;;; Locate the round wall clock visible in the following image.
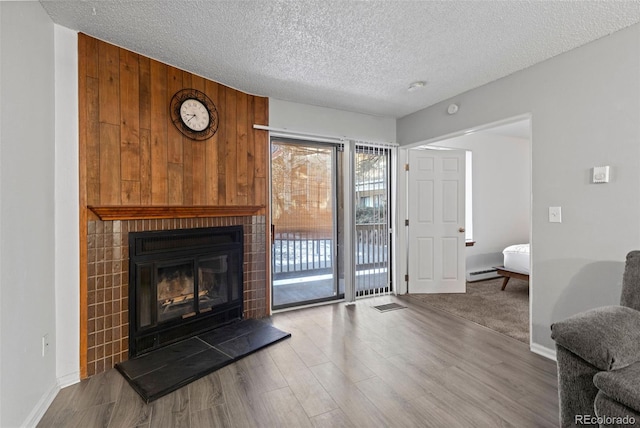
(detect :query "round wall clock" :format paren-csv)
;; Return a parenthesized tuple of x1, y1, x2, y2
(170, 89, 219, 140)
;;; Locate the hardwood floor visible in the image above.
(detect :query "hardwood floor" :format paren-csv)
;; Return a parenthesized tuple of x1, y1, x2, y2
(38, 296, 559, 427)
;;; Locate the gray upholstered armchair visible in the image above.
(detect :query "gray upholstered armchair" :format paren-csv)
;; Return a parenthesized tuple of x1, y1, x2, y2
(551, 251, 640, 427)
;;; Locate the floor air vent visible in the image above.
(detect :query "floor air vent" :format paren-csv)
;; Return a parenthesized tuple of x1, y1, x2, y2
(373, 303, 406, 312)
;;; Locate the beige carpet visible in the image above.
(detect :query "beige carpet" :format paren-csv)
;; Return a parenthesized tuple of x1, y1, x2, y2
(401, 277, 529, 343)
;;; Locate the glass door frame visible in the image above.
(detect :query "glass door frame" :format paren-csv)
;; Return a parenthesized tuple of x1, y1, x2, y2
(269, 137, 343, 311)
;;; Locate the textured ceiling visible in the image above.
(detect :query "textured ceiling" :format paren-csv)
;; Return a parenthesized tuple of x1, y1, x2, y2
(40, 1, 640, 118)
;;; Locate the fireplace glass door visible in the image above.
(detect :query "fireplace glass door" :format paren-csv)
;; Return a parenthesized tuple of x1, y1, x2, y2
(198, 255, 232, 310)
(157, 261, 195, 322)
(129, 226, 243, 357)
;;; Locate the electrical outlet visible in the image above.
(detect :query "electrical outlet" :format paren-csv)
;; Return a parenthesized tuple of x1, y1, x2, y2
(42, 334, 49, 357)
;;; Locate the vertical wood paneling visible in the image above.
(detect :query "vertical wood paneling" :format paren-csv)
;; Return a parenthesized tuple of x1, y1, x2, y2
(183, 141, 194, 205)
(224, 86, 238, 204)
(138, 57, 152, 205)
(140, 129, 152, 205)
(216, 85, 226, 205)
(98, 41, 120, 125)
(165, 66, 184, 205)
(139, 57, 151, 129)
(99, 124, 122, 204)
(246, 97, 256, 205)
(80, 34, 267, 209)
(168, 163, 184, 205)
(166, 66, 184, 204)
(150, 59, 168, 204)
(119, 50, 141, 205)
(204, 78, 220, 205)
(85, 35, 99, 79)
(236, 92, 249, 205)
(166, 66, 184, 165)
(255, 177, 266, 212)
(121, 181, 141, 204)
(185, 75, 199, 205)
(86, 77, 101, 206)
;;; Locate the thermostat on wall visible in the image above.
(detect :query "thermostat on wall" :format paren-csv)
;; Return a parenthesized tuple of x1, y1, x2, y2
(592, 166, 610, 184)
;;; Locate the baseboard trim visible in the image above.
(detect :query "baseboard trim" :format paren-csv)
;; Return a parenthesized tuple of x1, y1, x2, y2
(22, 381, 59, 428)
(57, 371, 80, 389)
(531, 343, 557, 361)
(21, 372, 79, 427)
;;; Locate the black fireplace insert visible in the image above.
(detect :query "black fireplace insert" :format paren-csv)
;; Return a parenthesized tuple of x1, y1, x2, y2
(128, 226, 243, 357)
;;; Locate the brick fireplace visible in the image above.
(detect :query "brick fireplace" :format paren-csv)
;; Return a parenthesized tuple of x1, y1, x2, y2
(85, 216, 267, 377)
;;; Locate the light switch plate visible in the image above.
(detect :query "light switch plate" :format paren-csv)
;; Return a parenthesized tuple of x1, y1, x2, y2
(593, 166, 610, 183)
(549, 206, 562, 223)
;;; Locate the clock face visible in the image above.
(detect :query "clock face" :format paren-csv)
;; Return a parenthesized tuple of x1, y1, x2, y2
(180, 98, 210, 131)
(169, 89, 219, 140)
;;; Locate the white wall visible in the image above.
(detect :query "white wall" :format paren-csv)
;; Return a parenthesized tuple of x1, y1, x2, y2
(433, 132, 531, 273)
(398, 24, 640, 354)
(0, 2, 58, 426)
(54, 25, 79, 388)
(269, 99, 396, 143)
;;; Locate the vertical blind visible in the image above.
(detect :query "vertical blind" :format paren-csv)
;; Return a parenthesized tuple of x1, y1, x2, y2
(352, 141, 396, 299)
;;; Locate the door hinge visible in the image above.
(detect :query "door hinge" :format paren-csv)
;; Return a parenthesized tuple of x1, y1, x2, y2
(405, 219, 409, 226)
(405, 274, 409, 282)
(404, 163, 410, 171)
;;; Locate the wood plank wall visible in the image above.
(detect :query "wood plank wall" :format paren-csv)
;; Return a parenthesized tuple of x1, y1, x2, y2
(79, 33, 269, 208)
(78, 33, 269, 378)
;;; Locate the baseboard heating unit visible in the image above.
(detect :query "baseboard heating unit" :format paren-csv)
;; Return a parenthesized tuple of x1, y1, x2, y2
(466, 268, 500, 282)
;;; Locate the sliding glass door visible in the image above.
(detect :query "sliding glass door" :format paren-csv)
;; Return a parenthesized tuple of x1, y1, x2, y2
(271, 140, 342, 309)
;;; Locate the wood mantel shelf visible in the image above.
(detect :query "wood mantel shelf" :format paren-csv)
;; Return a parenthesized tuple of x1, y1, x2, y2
(88, 205, 265, 221)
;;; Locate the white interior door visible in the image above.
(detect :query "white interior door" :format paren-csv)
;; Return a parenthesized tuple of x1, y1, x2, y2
(407, 149, 466, 293)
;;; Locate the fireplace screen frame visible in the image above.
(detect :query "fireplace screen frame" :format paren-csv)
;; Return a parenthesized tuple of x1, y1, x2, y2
(128, 226, 243, 357)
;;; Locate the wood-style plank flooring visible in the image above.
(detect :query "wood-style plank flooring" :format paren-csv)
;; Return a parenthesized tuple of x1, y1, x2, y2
(38, 296, 559, 427)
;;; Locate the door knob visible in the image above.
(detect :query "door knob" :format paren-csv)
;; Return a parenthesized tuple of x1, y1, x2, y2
(458, 227, 465, 233)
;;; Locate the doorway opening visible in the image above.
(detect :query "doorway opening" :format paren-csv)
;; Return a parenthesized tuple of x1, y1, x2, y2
(404, 117, 532, 343)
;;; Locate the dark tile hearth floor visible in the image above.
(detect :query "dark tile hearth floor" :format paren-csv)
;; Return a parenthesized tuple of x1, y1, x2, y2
(115, 319, 291, 403)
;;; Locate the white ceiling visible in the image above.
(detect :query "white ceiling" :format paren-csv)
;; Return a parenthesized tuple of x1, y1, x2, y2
(40, 1, 640, 118)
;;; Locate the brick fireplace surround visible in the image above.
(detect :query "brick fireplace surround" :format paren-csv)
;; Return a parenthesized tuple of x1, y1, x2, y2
(85, 215, 267, 377)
